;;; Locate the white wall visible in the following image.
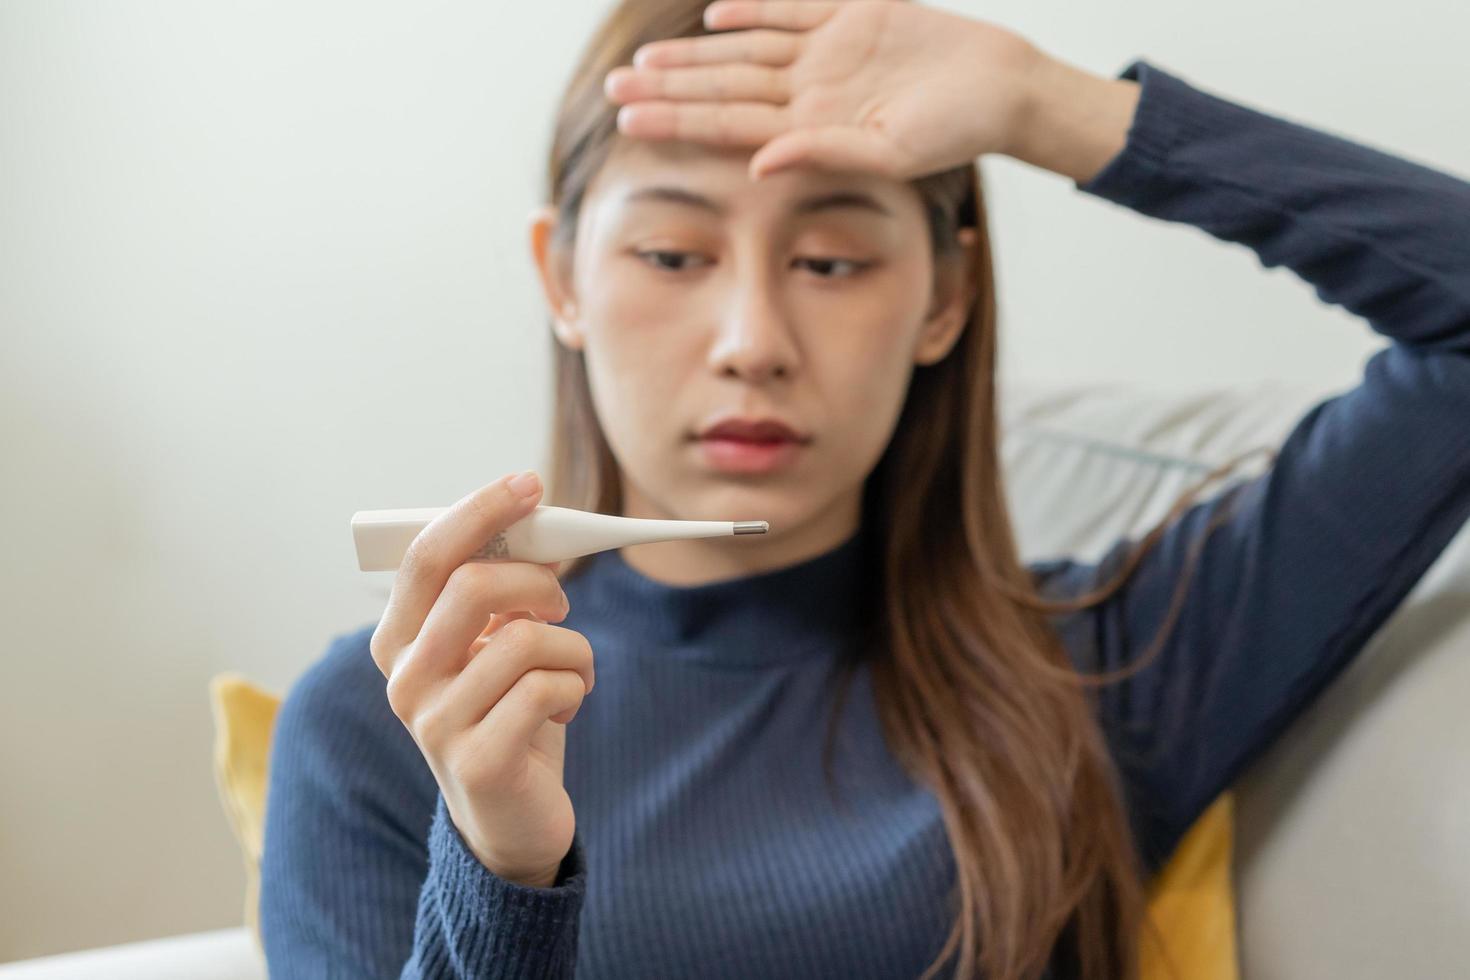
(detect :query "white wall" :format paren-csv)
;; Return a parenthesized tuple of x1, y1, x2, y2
(1, 0, 1465, 961)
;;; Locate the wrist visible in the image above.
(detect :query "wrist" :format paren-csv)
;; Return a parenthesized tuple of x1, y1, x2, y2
(1007, 54, 1142, 184)
(477, 844, 564, 890)
(497, 866, 560, 890)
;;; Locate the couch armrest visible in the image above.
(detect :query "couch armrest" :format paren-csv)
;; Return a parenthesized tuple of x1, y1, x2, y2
(0, 927, 263, 979)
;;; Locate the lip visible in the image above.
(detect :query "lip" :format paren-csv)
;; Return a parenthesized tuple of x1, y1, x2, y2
(697, 416, 809, 443)
(695, 436, 805, 474)
(692, 415, 810, 475)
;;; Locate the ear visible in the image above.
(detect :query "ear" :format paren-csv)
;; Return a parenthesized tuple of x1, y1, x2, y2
(914, 227, 979, 366)
(528, 204, 584, 351)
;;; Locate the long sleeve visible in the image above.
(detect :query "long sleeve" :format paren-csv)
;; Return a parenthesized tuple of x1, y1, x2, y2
(260, 626, 587, 978)
(1035, 61, 1470, 872)
(405, 796, 585, 979)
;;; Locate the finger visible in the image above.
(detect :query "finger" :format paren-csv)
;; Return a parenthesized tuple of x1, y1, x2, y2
(438, 620, 594, 734)
(632, 29, 801, 69)
(750, 125, 907, 181)
(617, 101, 788, 147)
(479, 608, 542, 641)
(476, 562, 563, 640)
(372, 471, 542, 668)
(470, 609, 543, 658)
(703, 1, 840, 32)
(475, 668, 588, 763)
(400, 560, 568, 689)
(477, 562, 564, 642)
(605, 63, 789, 106)
(395, 608, 559, 731)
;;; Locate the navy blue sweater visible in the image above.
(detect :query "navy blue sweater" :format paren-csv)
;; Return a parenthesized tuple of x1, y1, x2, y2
(260, 60, 1470, 978)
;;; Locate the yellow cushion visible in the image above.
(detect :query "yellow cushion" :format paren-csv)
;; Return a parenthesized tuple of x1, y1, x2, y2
(208, 673, 1238, 976)
(1141, 792, 1240, 980)
(209, 673, 282, 952)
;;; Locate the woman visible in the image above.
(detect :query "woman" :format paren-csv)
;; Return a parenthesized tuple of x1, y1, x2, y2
(259, 1, 1470, 978)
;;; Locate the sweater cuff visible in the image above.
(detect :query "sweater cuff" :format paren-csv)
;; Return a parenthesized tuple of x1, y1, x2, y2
(418, 794, 586, 977)
(1076, 60, 1221, 201)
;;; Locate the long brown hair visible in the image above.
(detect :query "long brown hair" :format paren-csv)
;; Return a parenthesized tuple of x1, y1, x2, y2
(537, 3, 1272, 977)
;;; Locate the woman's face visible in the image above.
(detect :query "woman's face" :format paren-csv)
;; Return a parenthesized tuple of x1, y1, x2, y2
(530, 136, 975, 577)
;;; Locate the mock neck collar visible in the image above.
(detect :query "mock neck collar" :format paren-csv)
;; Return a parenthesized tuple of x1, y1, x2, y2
(565, 521, 873, 667)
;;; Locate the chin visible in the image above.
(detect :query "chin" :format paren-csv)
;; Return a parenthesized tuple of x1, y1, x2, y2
(695, 485, 814, 530)
(632, 455, 827, 525)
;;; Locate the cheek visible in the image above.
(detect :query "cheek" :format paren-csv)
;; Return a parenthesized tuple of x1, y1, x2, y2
(805, 295, 927, 464)
(800, 282, 923, 396)
(576, 288, 697, 464)
(830, 340, 917, 457)
(581, 255, 686, 361)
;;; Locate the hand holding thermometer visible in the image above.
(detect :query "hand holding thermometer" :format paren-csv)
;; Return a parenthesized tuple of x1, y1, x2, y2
(352, 503, 770, 571)
(361, 474, 768, 890)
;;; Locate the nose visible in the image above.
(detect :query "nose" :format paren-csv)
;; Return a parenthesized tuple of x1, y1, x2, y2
(705, 259, 800, 384)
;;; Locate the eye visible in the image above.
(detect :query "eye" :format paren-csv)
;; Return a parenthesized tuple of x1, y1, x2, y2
(795, 256, 869, 279)
(633, 249, 870, 278)
(635, 249, 707, 273)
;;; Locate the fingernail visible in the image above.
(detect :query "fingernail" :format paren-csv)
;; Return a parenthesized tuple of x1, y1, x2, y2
(508, 470, 541, 497)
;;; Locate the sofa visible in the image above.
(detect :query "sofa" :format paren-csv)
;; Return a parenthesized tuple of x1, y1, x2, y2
(4, 378, 1466, 978)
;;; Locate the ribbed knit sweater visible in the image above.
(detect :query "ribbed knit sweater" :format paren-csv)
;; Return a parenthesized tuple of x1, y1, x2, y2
(260, 59, 1470, 978)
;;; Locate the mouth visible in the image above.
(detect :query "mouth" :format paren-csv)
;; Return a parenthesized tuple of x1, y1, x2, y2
(692, 417, 810, 475)
(697, 418, 809, 443)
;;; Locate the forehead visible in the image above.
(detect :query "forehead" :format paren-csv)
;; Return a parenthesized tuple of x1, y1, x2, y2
(583, 135, 925, 230)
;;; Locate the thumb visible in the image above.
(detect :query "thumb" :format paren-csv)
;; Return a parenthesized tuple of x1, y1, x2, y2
(749, 126, 900, 181)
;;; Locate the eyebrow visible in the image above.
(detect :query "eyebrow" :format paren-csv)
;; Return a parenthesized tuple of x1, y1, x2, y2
(620, 185, 894, 219)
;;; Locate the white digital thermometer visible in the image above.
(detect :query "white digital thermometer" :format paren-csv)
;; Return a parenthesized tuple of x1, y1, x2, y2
(351, 504, 770, 571)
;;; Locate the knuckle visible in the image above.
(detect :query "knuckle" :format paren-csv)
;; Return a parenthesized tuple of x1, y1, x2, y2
(540, 566, 570, 610)
(383, 669, 414, 722)
(508, 631, 542, 677)
(442, 560, 487, 601)
(411, 701, 448, 752)
(469, 479, 521, 527)
(496, 616, 539, 651)
(521, 668, 579, 713)
(400, 534, 443, 582)
(577, 633, 596, 690)
(368, 625, 391, 675)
